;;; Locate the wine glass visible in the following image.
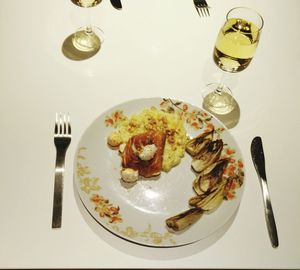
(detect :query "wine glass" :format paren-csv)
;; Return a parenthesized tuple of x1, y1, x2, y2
(71, 0, 104, 54)
(203, 7, 264, 115)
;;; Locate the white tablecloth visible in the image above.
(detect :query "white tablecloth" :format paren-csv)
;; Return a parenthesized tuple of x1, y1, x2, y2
(1, 0, 299, 268)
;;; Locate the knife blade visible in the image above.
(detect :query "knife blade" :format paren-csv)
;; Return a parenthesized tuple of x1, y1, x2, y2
(251, 136, 279, 248)
(110, 0, 122, 10)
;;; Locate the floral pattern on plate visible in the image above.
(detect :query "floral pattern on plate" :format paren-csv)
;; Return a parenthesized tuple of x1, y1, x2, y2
(76, 146, 176, 245)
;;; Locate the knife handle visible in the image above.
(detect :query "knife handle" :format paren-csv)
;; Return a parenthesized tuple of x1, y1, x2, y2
(260, 178, 279, 248)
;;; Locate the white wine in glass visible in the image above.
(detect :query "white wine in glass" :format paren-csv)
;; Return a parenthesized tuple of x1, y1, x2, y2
(71, 0, 104, 53)
(203, 7, 264, 114)
(214, 17, 261, 72)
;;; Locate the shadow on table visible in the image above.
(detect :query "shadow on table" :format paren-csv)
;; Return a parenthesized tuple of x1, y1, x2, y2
(202, 97, 241, 129)
(62, 33, 100, 61)
(73, 182, 239, 260)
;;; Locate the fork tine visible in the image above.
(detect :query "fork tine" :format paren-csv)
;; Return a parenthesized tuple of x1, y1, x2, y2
(59, 113, 63, 135)
(63, 114, 67, 135)
(195, 5, 201, 17)
(58, 113, 63, 135)
(204, 6, 209, 16)
(66, 114, 71, 135)
(199, 6, 204, 17)
(55, 113, 59, 135)
(206, 7, 210, 16)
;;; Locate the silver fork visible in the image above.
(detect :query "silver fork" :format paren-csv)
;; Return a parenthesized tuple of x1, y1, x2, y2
(194, 0, 210, 17)
(51, 113, 71, 229)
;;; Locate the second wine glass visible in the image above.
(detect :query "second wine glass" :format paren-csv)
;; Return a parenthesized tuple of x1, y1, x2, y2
(71, 0, 104, 54)
(203, 7, 264, 115)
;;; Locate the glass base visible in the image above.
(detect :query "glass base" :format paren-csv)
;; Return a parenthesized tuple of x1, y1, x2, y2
(202, 83, 234, 115)
(72, 27, 103, 53)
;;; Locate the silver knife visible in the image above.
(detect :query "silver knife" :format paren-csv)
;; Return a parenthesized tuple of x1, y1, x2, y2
(110, 0, 122, 10)
(251, 136, 279, 248)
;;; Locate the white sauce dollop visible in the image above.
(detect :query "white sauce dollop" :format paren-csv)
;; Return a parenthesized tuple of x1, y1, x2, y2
(138, 144, 157, 161)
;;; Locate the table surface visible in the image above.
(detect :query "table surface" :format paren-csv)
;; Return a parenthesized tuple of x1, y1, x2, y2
(1, 0, 300, 268)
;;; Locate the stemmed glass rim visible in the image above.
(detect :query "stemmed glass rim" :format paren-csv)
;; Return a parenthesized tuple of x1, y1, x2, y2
(226, 6, 264, 32)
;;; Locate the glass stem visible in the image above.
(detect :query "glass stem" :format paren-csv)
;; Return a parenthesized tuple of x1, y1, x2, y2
(85, 8, 93, 34)
(215, 72, 226, 95)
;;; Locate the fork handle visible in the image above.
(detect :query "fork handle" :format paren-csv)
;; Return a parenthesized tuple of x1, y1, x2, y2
(51, 149, 67, 228)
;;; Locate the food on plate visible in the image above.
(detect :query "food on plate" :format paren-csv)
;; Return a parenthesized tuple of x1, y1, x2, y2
(165, 208, 203, 232)
(122, 131, 166, 178)
(166, 130, 230, 232)
(107, 107, 188, 182)
(192, 158, 230, 196)
(104, 103, 243, 233)
(120, 168, 139, 183)
(185, 129, 214, 156)
(189, 178, 227, 211)
(191, 139, 224, 173)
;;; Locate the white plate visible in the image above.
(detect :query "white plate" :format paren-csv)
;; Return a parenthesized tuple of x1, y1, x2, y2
(74, 97, 245, 247)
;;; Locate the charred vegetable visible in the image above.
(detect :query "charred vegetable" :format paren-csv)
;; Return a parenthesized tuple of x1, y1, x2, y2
(185, 129, 214, 156)
(191, 139, 224, 173)
(189, 179, 226, 211)
(193, 158, 230, 195)
(165, 126, 241, 232)
(166, 208, 203, 232)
